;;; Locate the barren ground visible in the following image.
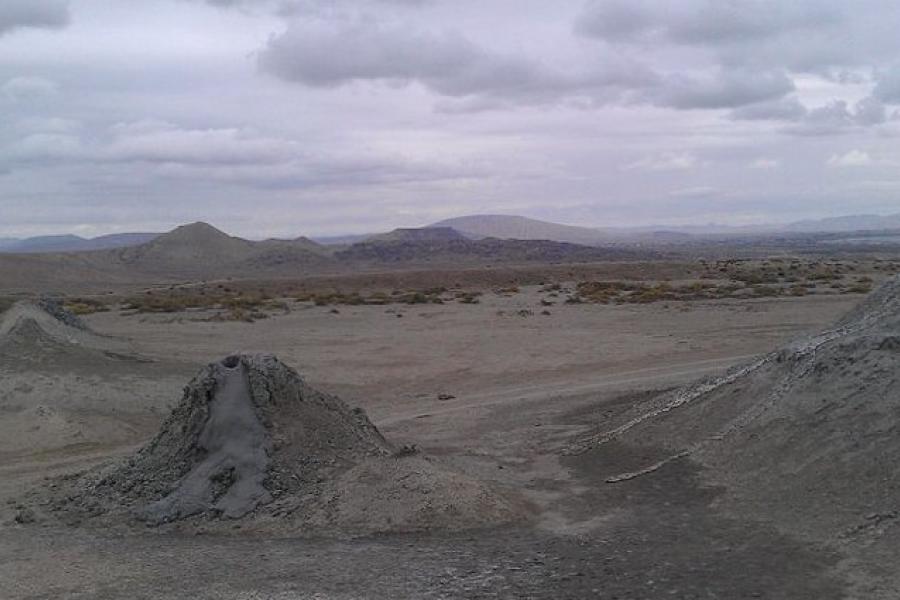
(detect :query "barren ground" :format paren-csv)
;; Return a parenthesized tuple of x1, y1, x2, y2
(1, 287, 876, 599)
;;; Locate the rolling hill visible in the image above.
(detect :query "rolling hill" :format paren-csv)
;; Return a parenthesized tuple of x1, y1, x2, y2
(429, 215, 613, 245)
(336, 227, 655, 264)
(114, 222, 334, 277)
(0, 223, 336, 292)
(0, 233, 159, 254)
(785, 213, 900, 233)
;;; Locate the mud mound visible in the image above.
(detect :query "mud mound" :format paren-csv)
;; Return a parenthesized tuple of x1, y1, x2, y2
(1, 299, 86, 342)
(35, 297, 88, 330)
(0, 299, 132, 367)
(0, 300, 183, 459)
(36, 354, 521, 535)
(584, 275, 900, 540)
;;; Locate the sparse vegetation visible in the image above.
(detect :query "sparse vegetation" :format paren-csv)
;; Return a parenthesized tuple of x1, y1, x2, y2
(307, 288, 448, 306)
(494, 285, 520, 295)
(455, 291, 482, 304)
(565, 259, 881, 305)
(63, 298, 110, 315)
(120, 289, 281, 322)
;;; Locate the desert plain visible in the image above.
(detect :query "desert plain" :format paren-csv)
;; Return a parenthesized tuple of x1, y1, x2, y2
(4, 251, 900, 599)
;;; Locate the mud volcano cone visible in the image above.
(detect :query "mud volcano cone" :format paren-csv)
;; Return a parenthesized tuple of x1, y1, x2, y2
(0, 298, 133, 367)
(588, 275, 900, 538)
(42, 353, 521, 534)
(104, 354, 389, 524)
(1, 299, 85, 350)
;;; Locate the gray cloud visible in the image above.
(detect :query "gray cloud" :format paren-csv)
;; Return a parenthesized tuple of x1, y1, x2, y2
(575, 1, 840, 46)
(854, 97, 887, 126)
(0, 0, 69, 36)
(256, 2, 900, 118)
(874, 65, 900, 104)
(730, 97, 807, 121)
(258, 17, 660, 107)
(783, 100, 854, 136)
(258, 14, 790, 111)
(575, 0, 900, 92)
(771, 98, 889, 136)
(2, 76, 59, 101)
(731, 96, 889, 130)
(3, 119, 480, 192)
(7, 121, 297, 167)
(5, 0, 900, 238)
(259, 21, 476, 88)
(104, 122, 299, 166)
(199, 0, 430, 13)
(669, 186, 718, 199)
(652, 69, 793, 110)
(624, 153, 702, 171)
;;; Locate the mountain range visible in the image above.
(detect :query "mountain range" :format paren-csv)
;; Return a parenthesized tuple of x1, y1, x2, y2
(430, 213, 900, 242)
(0, 222, 657, 293)
(5, 212, 900, 255)
(428, 215, 694, 245)
(0, 233, 159, 254)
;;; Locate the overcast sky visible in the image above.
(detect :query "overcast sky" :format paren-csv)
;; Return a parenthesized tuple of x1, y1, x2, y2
(2, 0, 900, 237)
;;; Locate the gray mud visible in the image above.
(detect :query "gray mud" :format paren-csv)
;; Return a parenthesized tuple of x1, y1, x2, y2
(140, 358, 271, 522)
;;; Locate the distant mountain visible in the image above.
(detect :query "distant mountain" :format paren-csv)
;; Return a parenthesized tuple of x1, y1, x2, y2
(2, 234, 85, 253)
(0, 222, 659, 292)
(430, 212, 900, 240)
(115, 222, 332, 276)
(336, 227, 655, 264)
(785, 213, 900, 233)
(430, 214, 613, 245)
(0, 222, 338, 292)
(369, 227, 467, 243)
(0, 232, 159, 254)
(312, 233, 374, 246)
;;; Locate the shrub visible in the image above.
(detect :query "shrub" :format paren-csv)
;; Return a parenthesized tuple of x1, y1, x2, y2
(495, 285, 520, 295)
(456, 291, 481, 304)
(63, 298, 110, 315)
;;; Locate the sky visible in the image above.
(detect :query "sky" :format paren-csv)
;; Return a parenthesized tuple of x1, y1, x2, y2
(1, 0, 900, 238)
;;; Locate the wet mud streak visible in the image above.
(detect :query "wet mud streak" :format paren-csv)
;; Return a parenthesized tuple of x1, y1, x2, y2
(140, 358, 271, 522)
